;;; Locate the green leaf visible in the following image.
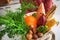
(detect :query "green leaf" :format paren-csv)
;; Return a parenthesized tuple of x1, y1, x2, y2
(32, 13, 37, 17)
(37, 26, 48, 34)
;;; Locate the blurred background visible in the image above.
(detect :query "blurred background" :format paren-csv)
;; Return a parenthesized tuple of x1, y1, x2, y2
(0, 0, 60, 40)
(51, 0, 60, 40)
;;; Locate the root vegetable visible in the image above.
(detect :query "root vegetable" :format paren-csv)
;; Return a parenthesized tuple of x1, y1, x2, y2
(33, 34, 38, 39)
(26, 33, 32, 40)
(44, 0, 53, 13)
(37, 14, 46, 26)
(35, 0, 42, 6)
(38, 32, 43, 37)
(32, 28, 37, 34)
(29, 30, 33, 34)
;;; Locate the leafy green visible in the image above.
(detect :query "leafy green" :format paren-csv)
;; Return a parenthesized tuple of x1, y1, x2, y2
(37, 26, 48, 34)
(18, 0, 37, 12)
(32, 13, 37, 17)
(0, 0, 37, 40)
(0, 10, 29, 40)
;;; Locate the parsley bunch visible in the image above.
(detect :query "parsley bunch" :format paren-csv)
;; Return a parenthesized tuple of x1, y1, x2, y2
(0, 0, 37, 40)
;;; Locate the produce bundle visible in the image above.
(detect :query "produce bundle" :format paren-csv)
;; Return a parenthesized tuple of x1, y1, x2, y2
(0, 0, 57, 40)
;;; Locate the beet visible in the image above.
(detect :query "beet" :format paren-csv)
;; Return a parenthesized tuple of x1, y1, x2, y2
(35, 0, 53, 13)
(44, 0, 53, 13)
(35, 0, 42, 6)
(37, 14, 46, 26)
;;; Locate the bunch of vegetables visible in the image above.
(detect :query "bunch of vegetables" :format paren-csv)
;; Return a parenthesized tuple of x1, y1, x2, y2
(0, 0, 57, 40)
(23, 0, 56, 40)
(24, 2, 56, 40)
